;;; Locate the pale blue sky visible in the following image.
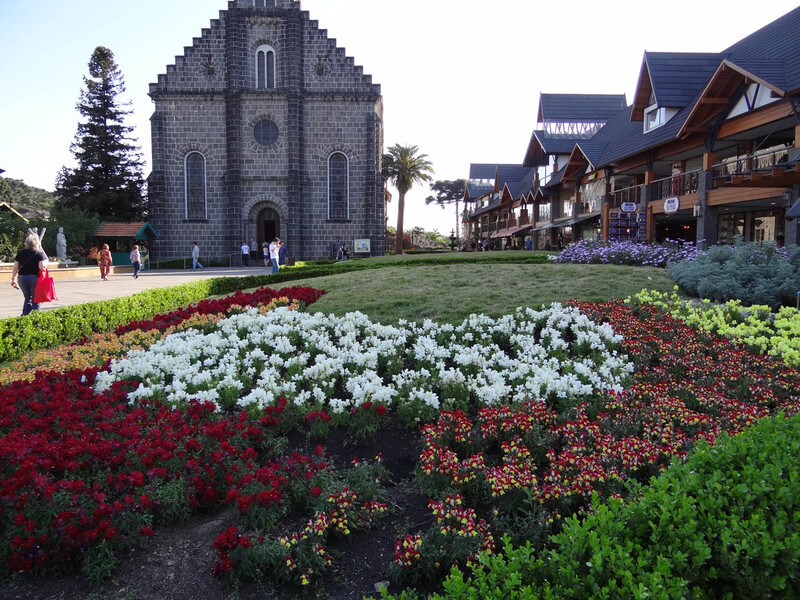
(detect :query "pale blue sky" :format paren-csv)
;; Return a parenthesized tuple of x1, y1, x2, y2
(1, 0, 798, 234)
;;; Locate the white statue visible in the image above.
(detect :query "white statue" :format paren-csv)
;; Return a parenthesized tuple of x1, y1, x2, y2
(56, 227, 67, 261)
(27, 227, 48, 260)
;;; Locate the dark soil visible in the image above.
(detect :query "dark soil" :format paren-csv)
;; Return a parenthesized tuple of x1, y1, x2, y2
(0, 424, 432, 600)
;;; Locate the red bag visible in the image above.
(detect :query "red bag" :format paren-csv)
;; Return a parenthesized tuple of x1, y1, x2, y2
(34, 269, 58, 303)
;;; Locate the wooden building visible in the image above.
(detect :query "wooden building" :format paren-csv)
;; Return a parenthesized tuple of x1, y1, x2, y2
(467, 6, 800, 249)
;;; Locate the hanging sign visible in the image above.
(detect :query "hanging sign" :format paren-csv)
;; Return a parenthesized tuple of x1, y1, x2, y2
(664, 197, 680, 213)
(620, 202, 638, 213)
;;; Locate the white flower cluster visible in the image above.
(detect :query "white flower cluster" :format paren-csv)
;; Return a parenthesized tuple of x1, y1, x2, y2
(94, 305, 632, 413)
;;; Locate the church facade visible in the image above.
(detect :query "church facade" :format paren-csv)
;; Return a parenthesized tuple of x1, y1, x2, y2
(148, 0, 384, 262)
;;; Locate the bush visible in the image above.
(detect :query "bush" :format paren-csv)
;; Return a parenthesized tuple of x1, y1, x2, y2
(381, 414, 800, 599)
(668, 238, 800, 309)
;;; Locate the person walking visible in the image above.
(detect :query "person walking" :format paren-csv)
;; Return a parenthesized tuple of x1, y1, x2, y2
(10, 233, 49, 316)
(268, 237, 281, 274)
(240, 242, 250, 267)
(191, 242, 204, 271)
(97, 244, 113, 281)
(130, 245, 141, 279)
(262, 242, 269, 267)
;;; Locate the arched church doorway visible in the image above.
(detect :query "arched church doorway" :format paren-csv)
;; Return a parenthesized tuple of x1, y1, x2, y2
(258, 207, 281, 247)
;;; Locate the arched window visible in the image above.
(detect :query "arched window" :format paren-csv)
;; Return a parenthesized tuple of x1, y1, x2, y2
(255, 45, 276, 89)
(328, 152, 349, 220)
(184, 152, 207, 220)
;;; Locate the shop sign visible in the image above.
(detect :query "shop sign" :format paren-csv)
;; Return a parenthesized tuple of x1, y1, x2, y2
(620, 202, 638, 213)
(664, 197, 680, 213)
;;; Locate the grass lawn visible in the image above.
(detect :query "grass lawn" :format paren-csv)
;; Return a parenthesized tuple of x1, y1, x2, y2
(266, 261, 676, 324)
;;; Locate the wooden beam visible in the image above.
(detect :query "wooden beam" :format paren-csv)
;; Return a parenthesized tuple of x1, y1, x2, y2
(700, 97, 729, 105)
(718, 100, 794, 139)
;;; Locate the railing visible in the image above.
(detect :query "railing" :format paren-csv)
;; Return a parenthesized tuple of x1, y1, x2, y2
(649, 169, 701, 201)
(712, 147, 793, 179)
(608, 185, 642, 209)
(579, 198, 603, 214)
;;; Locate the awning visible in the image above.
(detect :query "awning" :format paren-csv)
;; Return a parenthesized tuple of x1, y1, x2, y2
(560, 212, 601, 227)
(787, 196, 800, 220)
(490, 224, 532, 238)
(531, 222, 554, 232)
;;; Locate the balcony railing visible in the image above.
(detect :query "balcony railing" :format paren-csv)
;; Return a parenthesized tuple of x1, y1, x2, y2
(649, 169, 700, 201)
(608, 185, 642, 209)
(712, 147, 793, 180)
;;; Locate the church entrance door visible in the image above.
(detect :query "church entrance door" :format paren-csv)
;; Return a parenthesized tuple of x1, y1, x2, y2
(258, 207, 281, 247)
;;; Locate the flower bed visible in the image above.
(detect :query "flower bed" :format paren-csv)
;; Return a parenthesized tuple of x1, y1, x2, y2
(94, 305, 632, 414)
(2, 290, 800, 594)
(629, 287, 800, 367)
(551, 239, 698, 267)
(389, 299, 800, 586)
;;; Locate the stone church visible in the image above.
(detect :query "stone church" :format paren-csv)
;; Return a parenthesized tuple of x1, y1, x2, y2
(147, 0, 384, 262)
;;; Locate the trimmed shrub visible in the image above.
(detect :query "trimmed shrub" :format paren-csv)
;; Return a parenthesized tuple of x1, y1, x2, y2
(667, 238, 800, 309)
(380, 414, 800, 599)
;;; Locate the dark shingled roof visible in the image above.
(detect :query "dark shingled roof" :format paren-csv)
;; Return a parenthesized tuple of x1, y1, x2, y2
(531, 130, 586, 154)
(539, 93, 627, 123)
(530, 6, 800, 179)
(645, 52, 723, 108)
(466, 183, 493, 199)
(469, 164, 519, 180)
(504, 168, 536, 199)
(574, 142, 608, 168)
(496, 165, 534, 187)
(724, 5, 800, 92)
(542, 164, 567, 189)
(469, 196, 502, 218)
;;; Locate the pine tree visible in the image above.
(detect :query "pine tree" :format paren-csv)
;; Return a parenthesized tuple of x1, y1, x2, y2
(55, 46, 146, 221)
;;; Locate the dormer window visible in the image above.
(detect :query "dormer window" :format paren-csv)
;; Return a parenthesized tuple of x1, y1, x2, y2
(644, 105, 666, 131)
(644, 104, 678, 132)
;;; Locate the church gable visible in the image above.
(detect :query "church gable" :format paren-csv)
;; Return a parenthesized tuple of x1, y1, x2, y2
(302, 17, 381, 95)
(149, 16, 227, 95)
(150, 1, 380, 98)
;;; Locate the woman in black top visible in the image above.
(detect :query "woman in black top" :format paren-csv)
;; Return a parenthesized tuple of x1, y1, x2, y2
(10, 233, 48, 316)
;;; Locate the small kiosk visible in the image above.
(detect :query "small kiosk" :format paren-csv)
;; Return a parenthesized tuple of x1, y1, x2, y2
(94, 222, 159, 267)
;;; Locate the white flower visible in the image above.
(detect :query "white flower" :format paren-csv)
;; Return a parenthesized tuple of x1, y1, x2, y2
(94, 303, 633, 413)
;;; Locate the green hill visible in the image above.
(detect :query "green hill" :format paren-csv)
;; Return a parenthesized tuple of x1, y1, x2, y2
(0, 176, 55, 220)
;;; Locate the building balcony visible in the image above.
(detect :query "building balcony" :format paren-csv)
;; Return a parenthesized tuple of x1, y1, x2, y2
(649, 170, 701, 201)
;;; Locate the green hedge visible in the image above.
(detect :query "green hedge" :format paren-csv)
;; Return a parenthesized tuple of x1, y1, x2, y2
(0, 255, 551, 363)
(380, 414, 800, 599)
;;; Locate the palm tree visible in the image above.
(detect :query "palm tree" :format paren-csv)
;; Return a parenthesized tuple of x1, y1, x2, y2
(382, 144, 434, 254)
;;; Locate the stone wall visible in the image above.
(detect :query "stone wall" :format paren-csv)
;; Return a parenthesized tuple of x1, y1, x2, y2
(148, 0, 383, 261)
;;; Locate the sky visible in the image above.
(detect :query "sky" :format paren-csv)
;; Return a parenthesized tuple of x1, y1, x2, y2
(1, 0, 799, 236)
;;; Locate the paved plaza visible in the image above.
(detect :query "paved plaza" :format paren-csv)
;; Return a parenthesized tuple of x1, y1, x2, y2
(1, 266, 269, 320)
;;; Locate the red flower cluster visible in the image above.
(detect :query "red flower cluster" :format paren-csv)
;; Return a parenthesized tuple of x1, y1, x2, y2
(415, 300, 800, 543)
(0, 368, 291, 578)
